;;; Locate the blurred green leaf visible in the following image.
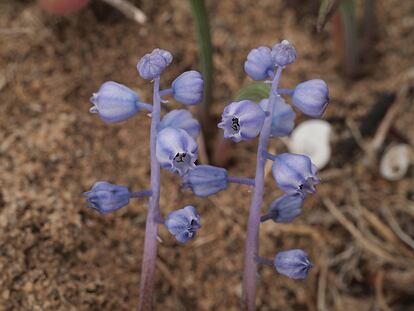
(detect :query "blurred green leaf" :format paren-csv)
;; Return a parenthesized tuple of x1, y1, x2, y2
(235, 83, 270, 102)
(317, 0, 340, 32)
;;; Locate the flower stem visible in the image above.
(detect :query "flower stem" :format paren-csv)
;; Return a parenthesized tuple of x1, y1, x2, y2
(138, 77, 161, 311)
(228, 176, 255, 186)
(129, 190, 152, 198)
(159, 88, 173, 97)
(241, 66, 283, 311)
(255, 256, 274, 266)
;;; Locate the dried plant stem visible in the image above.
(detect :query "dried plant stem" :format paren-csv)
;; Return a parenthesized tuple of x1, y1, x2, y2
(241, 67, 283, 311)
(138, 77, 161, 311)
(100, 0, 147, 24)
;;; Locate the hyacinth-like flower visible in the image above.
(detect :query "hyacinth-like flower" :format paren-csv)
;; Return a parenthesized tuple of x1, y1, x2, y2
(159, 109, 200, 140)
(218, 100, 266, 143)
(156, 127, 198, 176)
(292, 79, 329, 118)
(90, 81, 142, 123)
(171, 70, 204, 105)
(266, 193, 304, 223)
(165, 206, 201, 243)
(83, 181, 130, 214)
(182, 165, 228, 197)
(271, 40, 297, 67)
(137, 48, 173, 80)
(244, 46, 274, 80)
(274, 249, 312, 279)
(259, 96, 296, 137)
(272, 153, 320, 195)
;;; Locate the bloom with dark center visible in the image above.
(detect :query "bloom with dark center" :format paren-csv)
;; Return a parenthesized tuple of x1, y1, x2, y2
(165, 206, 201, 243)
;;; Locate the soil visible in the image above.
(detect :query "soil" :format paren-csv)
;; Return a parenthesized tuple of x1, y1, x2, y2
(1, 0, 414, 310)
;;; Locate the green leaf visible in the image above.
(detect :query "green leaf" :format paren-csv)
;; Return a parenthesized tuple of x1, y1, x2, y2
(235, 83, 270, 102)
(317, 0, 340, 32)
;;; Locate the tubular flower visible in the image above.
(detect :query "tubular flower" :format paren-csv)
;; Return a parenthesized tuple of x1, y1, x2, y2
(266, 193, 304, 223)
(83, 181, 130, 214)
(292, 79, 329, 117)
(274, 249, 312, 279)
(156, 127, 198, 176)
(271, 40, 297, 67)
(182, 165, 228, 197)
(159, 109, 200, 140)
(165, 206, 201, 243)
(218, 100, 266, 143)
(244, 46, 274, 80)
(172, 70, 204, 105)
(137, 48, 173, 80)
(259, 96, 296, 137)
(272, 153, 320, 195)
(89, 81, 142, 123)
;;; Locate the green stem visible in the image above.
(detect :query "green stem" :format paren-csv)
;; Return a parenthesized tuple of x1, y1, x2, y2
(340, 0, 358, 77)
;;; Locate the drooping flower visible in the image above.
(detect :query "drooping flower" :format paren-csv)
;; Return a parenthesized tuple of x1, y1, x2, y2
(89, 81, 142, 123)
(271, 40, 297, 67)
(244, 46, 274, 80)
(292, 79, 329, 117)
(272, 153, 320, 195)
(171, 70, 204, 105)
(259, 96, 296, 137)
(218, 100, 266, 143)
(83, 181, 130, 214)
(165, 206, 201, 243)
(265, 193, 304, 223)
(274, 249, 312, 279)
(156, 127, 198, 176)
(182, 165, 228, 197)
(159, 109, 200, 140)
(137, 48, 173, 80)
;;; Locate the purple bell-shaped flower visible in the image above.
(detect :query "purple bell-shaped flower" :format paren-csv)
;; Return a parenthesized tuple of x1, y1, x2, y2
(274, 249, 312, 279)
(165, 206, 201, 243)
(292, 79, 329, 117)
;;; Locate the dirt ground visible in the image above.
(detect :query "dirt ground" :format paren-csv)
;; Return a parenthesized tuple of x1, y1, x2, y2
(1, 0, 414, 310)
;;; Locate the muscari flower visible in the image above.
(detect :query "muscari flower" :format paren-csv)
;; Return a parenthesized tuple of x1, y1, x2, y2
(259, 95, 296, 137)
(272, 153, 320, 195)
(244, 46, 274, 80)
(165, 206, 201, 243)
(159, 109, 200, 140)
(182, 165, 228, 198)
(156, 127, 198, 176)
(137, 48, 173, 80)
(218, 100, 266, 143)
(83, 181, 130, 214)
(172, 70, 204, 105)
(274, 249, 313, 279)
(265, 193, 304, 223)
(271, 40, 297, 67)
(90, 81, 143, 123)
(292, 79, 329, 118)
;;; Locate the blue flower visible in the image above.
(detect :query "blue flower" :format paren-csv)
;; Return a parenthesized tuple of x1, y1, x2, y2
(272, 153, 320, 195)
(90, 81, 141, 123)
(266, 193, 304, 223)
(292, 79, 329, 117)
(274, 249, 312, 279)
(83, 181, 130, 214)
(218, 100, 266, 143)
(159, 109, 200, 140)
(137, 48, 173, 80)
(271, 40, 297, 67)
(165, 206, 201, 243)
(244, 46, 274, 80)
(182, 165, 228, 197)
(156, 127, 198, 176)
(172, 70, 204, 105)
(259, 96, 296, 137)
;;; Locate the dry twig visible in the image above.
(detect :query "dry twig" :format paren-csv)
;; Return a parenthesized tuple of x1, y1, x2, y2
(101, 0, 146, 24)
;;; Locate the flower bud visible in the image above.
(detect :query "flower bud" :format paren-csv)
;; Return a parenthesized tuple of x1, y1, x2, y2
(292, 79, 329, 117)
(90, 81, 142, 123)
(244, 46, 274, 80)
(271, 40, 297, 67)
(274, 249, 312, 279)
(137, 48, 173, 80)
(156, 127, 198, 176)
(272, 153, 320, 195)
(165, 206, 201, 243)
(83, 181, 130, 214)
(218, 100, 266, 143)
(159, 109, 200, 139)
(172, 70, 204, 105)
(182, 165, 228, 197)
(267, 193, 304, 223)
(259, 96, 296, 137)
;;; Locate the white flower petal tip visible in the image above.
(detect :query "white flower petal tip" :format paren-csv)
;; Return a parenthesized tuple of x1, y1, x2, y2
(380, 144, 413, 181)
(288, 120, 332, 170)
